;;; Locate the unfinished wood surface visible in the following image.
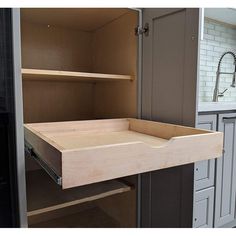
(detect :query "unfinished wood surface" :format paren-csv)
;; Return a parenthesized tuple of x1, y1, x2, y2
(23, 80, 94, 123)
(21, 21, 93, 72)
(21, 10, 137, 126)
(28, 203, 95, 226)
(96, 188, 136, 227)
(28, 202, 95, 226)
(51, 130, 168, 149)
(92, 11, 138, 118)
(21, 8, 129, 32)
(30, 206, 120, 228)
(21, 20, 95, 125)
(24, 118, 223, 189)
(22, 68, 133, 82)
(26, 169, 131, 217)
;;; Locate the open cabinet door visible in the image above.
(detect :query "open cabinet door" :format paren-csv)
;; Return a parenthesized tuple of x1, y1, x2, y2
(0, 9, 27, 227)
(140, 8, 200, 227)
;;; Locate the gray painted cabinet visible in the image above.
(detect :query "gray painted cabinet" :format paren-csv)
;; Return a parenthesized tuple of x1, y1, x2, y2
(193, 114, 216, 228)
(196, 112, 236, 228)
(214, 113, 236, 227)
(193, 187, 214, 228)
(141, 8, 199, 227)
(142, 8, 199, 126)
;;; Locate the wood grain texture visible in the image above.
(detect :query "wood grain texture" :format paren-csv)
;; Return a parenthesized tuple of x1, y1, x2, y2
(24, 118, 223, 189)
(21, 20, 93, 72)
(22, 80, 94, 123)
(21, 8, 128, 32)
(96, 188, 136, 227)
(21, 10, 137, 125)
(26, 169, 131, 217)
(92, 11, 138, 118)
(28, 202, 95, 226)
(22, 68, 133, 82)
(30, 207, 120, 228)
(21, 19, 95, 125)
(30, 207, 122, 228)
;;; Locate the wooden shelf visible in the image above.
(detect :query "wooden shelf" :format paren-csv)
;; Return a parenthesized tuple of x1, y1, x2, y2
(21, 68, 133, 82)
(26, 170, 131, 217)
(29, 206, 120, 228)
(24, 118, 223, 189)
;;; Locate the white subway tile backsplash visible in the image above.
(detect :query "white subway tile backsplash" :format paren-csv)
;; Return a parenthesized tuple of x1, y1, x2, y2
(200, 49, 207, 55)
(208, 28, 221, 36)
(204, 34, 215, 40)
(206, 71, 216, 76)
(213, 46, 226, 52)
(206, 61, 217, 67)
(207, 51, 220, 58)
(205, 81, 215, 87)
(215, 25, 227, 33)
(227, 38, 236, 45)
(200, 60, 206, 66)
(199, 18, 236, 102)
(205, 22, 215, 30)
(215, 36, 227, 43)
(200, 65, 214, 72)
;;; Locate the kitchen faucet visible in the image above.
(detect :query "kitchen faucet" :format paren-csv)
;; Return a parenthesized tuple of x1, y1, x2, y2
(212, 51, 236, 102)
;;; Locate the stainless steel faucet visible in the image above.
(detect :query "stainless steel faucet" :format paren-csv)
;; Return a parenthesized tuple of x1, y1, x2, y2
(212, 51, 236, 102)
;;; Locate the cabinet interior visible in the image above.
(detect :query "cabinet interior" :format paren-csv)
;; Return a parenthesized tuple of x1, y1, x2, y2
(21, 8, 138, 228)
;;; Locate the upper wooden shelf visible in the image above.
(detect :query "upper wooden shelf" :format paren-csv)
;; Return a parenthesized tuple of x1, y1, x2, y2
(21, 68, 133, 82)
(24, 118, 223, 189)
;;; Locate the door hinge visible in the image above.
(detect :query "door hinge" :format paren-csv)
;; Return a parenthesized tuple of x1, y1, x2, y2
(135, 23, 149, 36)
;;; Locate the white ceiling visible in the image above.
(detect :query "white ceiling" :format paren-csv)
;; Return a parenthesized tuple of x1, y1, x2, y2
(21, 8, 129, 32)
(205, 8, 236, 26)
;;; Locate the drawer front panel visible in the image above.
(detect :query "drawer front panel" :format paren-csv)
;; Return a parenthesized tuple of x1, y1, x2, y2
(193, 187, 214, 228)
(194, 159, 215, 190)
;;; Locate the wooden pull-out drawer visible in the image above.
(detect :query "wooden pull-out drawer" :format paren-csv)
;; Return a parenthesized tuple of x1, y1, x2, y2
(24, 118, 223, 189)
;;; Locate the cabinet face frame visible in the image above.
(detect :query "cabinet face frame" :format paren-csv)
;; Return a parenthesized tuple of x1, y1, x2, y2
(195, 114, 216, 191)
(12, 8, 28, 227)
(130, 7, 142, 228)
(215, 113, 236, 227)
(193, 114, 217, 228)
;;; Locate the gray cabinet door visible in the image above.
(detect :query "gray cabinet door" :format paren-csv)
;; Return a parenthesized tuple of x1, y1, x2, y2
(142, 8, 199, 127)
(214, 113, 236, 227)
(195, 114, 216, 190)
(140, 8, 200, 228)
(193, 187, 214, 228)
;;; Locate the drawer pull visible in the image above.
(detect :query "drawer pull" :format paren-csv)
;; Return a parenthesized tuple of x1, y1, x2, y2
(222, 116, 236, 122)
(25, 141, 62, 186)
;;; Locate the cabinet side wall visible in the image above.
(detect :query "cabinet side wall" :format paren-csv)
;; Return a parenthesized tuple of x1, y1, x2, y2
(91, 10, 138, 227)
(92, 11, 138, 118)
(21, 21, 93, 72)
(21, 21, 95, 123)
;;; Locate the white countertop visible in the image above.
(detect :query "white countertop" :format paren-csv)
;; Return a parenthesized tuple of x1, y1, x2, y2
(198, 102, 236, 112)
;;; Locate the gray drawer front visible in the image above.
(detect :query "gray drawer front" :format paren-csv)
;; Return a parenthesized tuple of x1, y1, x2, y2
(195, 114, 216, 190)
(194, 159, 215, 190)
(193, 187, 214, 228)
